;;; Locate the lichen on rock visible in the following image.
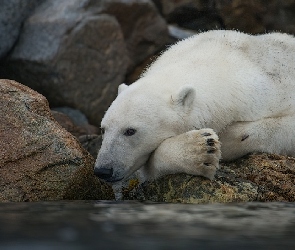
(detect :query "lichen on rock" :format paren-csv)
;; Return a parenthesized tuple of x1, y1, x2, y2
(123, 153, 295, 204)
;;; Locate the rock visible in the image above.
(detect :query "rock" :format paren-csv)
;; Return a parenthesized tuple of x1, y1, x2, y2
(123, 153, 295, 203)
(153, 0, 209, 18)
(152, 0, 224, 31)
(168, 24, 197, 40)
(152, 1, 295, 35)
(2, 0, 169, 125)
(124, 172, 258, 204)
(215, 0, 266, 34)
(79, 135, 102, 159)
(52, 107, 89, 126)
(230, 153, 295, 202)
(215, 0, 295, 34)
(0, 0, 42, 58)
(51, 110, 81, 138)
(4, 0, 128, 125)
(96, 0, 169, 71)
(51, 110, 101, 159)
(51, 110, 99, 138)
(263, 0, 295, 34)
(0, 79, 114, 201)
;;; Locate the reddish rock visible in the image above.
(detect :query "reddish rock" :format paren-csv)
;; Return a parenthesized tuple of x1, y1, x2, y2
(231, 153, 295, 202)
(0, 79, 114, 201)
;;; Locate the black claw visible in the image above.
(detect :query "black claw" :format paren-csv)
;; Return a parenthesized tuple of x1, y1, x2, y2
(241, 134, 249, 141)
(202, 132, 212, 136)
(207, 138, 215, 146)
(207, 149, 215, 154)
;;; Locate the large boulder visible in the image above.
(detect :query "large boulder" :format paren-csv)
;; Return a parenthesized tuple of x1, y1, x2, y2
(96, 0, 168, 71)
(152, 0, 224, 31)
(3, 0, 168, 125)
(152, 0, 295, 35)
(0, 79, 114, 201)
(215, 0, 267, 34)
(123, 153, 295, 203)
(4, 0, 128, 125)
(0, 0, 42, 58)
(215, 0, 295, 34)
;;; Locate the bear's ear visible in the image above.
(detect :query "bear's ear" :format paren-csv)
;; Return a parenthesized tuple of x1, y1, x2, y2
(173, 85, 195, 109)
(118, 83, 128, 95)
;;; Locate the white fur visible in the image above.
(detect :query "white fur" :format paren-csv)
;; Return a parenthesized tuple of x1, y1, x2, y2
(95, 30, 295, 182)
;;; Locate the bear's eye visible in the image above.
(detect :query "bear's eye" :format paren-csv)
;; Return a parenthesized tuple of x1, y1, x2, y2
(124, 128, 136, 136)
(101, 127, 105, 135)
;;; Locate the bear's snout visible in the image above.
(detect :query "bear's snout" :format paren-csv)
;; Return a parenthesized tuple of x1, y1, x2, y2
(94, 167, 113, 180)
(94, 164, 124, 183)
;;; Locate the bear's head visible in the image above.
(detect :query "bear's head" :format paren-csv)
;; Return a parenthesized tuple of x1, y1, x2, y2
(94, 82, 196, 182)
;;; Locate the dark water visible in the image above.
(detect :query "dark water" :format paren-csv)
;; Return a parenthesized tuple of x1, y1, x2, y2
(0, 201, 294, 250)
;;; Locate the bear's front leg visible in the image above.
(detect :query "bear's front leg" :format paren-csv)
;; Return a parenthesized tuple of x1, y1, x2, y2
(142, 129, 221, 181)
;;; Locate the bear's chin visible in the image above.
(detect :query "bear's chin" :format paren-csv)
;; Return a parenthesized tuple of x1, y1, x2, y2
(103, 176, 124, 183)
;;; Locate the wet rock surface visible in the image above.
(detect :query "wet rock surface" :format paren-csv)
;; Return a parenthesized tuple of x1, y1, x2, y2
(0, 201, 294, 249)
(0, 79, 114, 201)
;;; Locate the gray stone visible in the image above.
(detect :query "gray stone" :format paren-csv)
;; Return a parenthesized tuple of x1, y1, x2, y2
(152, 0, 223, 31)
(52, 107, 89, 126)
(153, 0, 212, 17)
(6, 0, 128, 125)
(0, 0, 42, 58)
(51, 110, 99, 138)
(79, 134, 102, 159)
(94, 0, 169, 70)
(3, 0, 169, 125)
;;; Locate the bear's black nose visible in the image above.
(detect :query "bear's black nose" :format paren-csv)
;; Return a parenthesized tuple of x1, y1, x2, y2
(94, 167, 113, 180)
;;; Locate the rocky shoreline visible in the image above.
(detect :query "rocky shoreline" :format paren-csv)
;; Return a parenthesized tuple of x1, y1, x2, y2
(1, 79, 295, 202)
(1, 0, 295, 202)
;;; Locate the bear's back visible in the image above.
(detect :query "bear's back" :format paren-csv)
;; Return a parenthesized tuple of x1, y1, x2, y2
(143, 30, 295, 82)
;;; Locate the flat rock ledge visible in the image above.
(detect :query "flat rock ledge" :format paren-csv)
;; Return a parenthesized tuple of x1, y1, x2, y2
(123, 153, 295, 203)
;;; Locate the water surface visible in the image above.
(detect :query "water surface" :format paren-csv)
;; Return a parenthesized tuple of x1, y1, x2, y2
(0, 201, 294, 249)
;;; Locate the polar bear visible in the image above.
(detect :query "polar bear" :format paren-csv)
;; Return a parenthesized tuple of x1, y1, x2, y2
(94, 30, 295, 183)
